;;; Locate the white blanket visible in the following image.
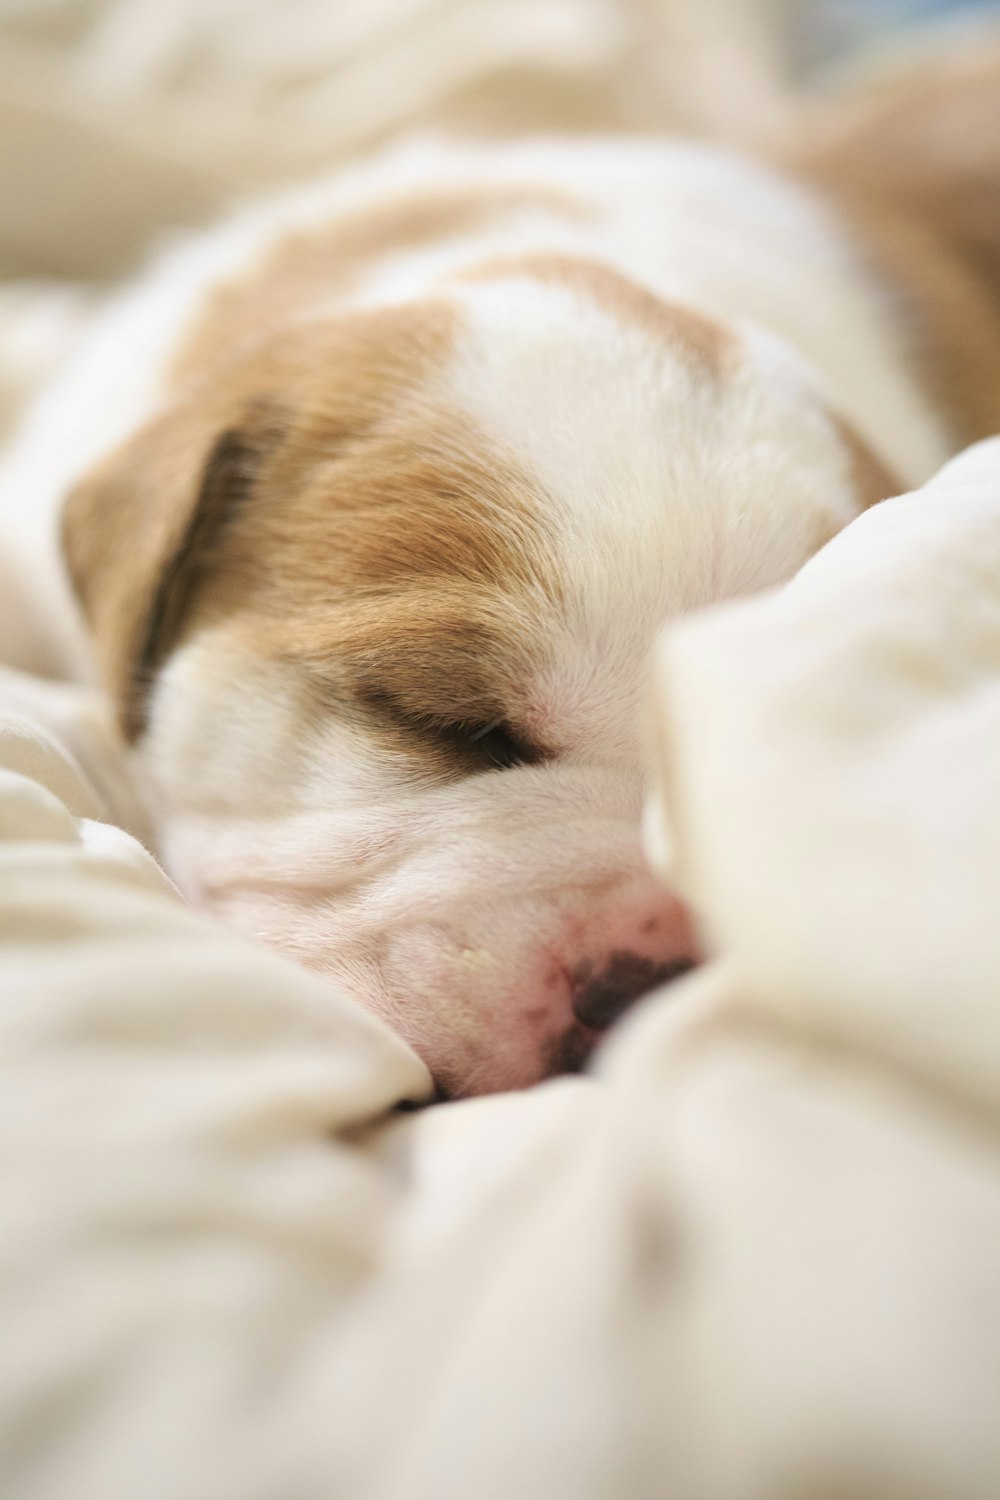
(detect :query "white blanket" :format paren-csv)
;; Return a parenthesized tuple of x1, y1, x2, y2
(2, 2, 1000, 1495)
(0, 0, 787, 444)
(2, 441, 1000, 1499)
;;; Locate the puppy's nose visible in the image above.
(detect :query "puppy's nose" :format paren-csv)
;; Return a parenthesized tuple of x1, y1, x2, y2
(571, 951, 695, 1030)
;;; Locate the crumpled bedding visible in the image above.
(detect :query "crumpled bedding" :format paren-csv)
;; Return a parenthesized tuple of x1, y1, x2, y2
(3, 436, 1000, 1500)
(3, 1, 1000, 1495)
(0, 0, 791, 447)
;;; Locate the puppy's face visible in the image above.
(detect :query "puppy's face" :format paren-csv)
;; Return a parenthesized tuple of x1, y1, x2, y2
(64, 258, 893, 1095)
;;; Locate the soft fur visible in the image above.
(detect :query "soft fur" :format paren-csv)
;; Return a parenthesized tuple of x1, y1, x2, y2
(5, 47, 999, 1095)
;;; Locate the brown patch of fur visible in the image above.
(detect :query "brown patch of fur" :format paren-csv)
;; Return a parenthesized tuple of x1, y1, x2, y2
(214, 394, 563, 774)
(64, 297, 560, 757)
(63, 395, 285, 741)
(172, 185, 590, 389)
(452, 252, 735, 374)
(785, 42, 1000, 446)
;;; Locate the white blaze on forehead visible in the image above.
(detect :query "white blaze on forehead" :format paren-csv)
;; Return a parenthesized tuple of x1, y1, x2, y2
(444, 274, 862, 753)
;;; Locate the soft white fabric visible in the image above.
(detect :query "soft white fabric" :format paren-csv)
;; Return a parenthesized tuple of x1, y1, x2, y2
(2, 2, 1000, 1493)
(0, 0, 790, 441)
(653, 438, 1000, 1109)
(2, 442, 1000, 1498)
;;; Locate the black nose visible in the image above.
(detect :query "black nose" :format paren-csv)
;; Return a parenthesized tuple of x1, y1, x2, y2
(571, 951, 695, 1030)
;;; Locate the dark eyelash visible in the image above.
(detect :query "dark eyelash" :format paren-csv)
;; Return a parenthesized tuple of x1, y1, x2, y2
(435, 715, 543, 771)
(352, 680, 545, 771)
(466, 715, 506, 744)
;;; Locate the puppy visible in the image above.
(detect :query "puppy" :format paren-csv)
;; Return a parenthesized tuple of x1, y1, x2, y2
(7, 48, 999, 1096)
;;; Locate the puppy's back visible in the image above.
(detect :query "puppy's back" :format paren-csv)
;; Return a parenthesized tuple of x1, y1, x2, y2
(788, 39, 1000, 445)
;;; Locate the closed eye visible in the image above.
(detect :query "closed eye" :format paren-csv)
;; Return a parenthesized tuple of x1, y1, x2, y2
(435, 714, 545, 770)
(462, 716, 543, 769)
(350, 679, 547, 772)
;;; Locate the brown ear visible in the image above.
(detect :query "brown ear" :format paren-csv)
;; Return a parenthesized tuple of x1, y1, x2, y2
(62, 396, 280, 740)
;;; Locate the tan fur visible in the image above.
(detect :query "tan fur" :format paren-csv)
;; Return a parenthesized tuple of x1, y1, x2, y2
(454, 252, 735, 374)
(55, 130, 938, 1093)
(64, 296, 557, 760)
(172, 186, 590, 389)
(207, 334, 563, 773)
(787, 43, 1000, 446)
(65, 240, 898, 748)
(457, 251, 897, 511)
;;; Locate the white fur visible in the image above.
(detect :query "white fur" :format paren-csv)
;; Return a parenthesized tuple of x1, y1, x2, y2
(0, 135, 955, 1093)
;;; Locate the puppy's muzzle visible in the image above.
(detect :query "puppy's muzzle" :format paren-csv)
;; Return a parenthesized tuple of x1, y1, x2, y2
(570, 951, 697, 1031)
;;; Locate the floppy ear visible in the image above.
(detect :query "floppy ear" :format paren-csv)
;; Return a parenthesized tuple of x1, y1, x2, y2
(62, 395, 280, 740)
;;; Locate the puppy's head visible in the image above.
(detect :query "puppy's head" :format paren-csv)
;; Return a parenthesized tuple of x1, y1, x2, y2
(63, 256, 896, 1095)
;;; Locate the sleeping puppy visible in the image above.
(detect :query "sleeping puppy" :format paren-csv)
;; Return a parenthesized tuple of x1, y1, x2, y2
(11, 48, 999, 1096)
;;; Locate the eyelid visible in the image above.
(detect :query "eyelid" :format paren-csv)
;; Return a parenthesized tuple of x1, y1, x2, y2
(352, 678, 547, 769)
(415, 712, 547, 770)
(466, 715, 506, 744)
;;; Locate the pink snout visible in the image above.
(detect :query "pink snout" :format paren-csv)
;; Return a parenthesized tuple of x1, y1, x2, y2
(520, 883, 702, 1082)
(569, 950, 696, 1030)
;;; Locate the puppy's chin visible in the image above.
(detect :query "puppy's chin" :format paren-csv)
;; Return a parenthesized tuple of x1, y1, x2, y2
(204, 867, 695, 1097)
(154, 749, 698, 1096)
(354, 873, 699, 1096)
